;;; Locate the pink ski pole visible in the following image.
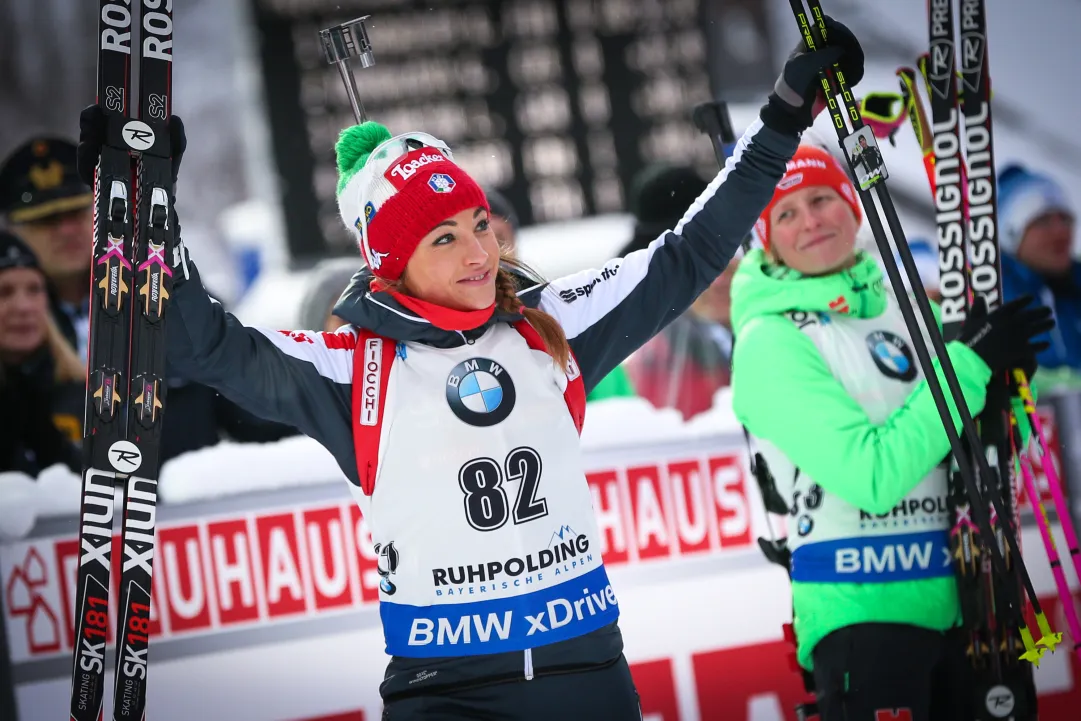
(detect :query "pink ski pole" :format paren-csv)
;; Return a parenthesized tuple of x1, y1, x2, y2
(1013, 369, 1081, 585)
(1016, 444, 1079, 659)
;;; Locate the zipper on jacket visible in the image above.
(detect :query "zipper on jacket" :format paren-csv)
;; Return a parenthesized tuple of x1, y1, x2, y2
(523, 648, 534, 680)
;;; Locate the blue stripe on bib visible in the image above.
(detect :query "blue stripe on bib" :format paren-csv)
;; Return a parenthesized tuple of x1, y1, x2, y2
(380, 565, 620, 657)
(791, 530, 953, 583)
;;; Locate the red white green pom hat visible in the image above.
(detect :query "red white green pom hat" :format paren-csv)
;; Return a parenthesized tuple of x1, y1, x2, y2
(336, 125, 488, 281)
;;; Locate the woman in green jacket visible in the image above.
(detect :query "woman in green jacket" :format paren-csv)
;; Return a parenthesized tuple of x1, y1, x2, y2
(730, 145, 1053, 720)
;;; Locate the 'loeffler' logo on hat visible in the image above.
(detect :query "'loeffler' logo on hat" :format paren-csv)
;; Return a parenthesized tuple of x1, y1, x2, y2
(386, 149, 447, 189)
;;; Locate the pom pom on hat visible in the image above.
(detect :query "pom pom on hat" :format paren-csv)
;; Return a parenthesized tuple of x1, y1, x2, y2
(335, 122, 393, 194)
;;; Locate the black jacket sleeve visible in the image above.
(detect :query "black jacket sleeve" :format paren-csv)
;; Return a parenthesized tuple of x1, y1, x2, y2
(524, 119, 797, 392)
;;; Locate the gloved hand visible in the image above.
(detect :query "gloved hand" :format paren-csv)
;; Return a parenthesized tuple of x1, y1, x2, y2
(760, 15, 865, 136)
(78, 105, 192, 279)
(1018, 348, 1039, 383)
(958, 295, 1054, 375)
(77, 104, 187, 186)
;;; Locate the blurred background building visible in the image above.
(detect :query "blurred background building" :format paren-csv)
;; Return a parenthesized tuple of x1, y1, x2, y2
(3, 0, 1079, 302)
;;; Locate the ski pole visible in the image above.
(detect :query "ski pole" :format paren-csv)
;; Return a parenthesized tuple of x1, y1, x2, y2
(692, 100, 738, 168)
(1012, 415, 1077, 658)
(693, 101, 757, 259)
(319, 16, 376, 124)
(694, 102, 796, 567)
(702, 90, 818, 711)
(789, 0, 1048, 660)
(1013, 371, 1081, 587)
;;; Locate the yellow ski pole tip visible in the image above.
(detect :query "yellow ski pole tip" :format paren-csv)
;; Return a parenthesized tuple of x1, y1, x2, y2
(1035, 613, 1062, 650)
(1019, 647, 1045, 665)
(1019, 626, 1045, 666)
(1037, 632, 1063, 652)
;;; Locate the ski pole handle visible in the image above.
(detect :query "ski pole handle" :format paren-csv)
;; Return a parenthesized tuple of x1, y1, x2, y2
(320, 16, 376, 124)
(693, 101, 755, 250)
(692, 100, 737, 166)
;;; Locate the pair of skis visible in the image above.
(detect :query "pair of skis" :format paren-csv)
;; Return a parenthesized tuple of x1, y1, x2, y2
(70, 1, 176, 720)
(889, 3, 1081, 670)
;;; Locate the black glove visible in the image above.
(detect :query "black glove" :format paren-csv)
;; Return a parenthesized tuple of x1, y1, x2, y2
(1018, 348, 1039, 382)
(77, 104, 187, 187)
(958, 295, 1054, 375)
(760, 15, 865, 136)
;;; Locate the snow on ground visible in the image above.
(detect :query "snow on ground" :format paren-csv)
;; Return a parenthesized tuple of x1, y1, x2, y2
(0, 395, 744, 541)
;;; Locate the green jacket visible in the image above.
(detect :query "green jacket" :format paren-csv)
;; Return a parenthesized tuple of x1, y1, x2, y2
(730, 249, 1027, 669)
(587, 364, 637, 402)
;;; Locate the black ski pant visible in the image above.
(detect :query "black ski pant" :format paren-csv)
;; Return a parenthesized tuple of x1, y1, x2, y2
(811, 623, 971, 721)
(380, 654, 642, 720)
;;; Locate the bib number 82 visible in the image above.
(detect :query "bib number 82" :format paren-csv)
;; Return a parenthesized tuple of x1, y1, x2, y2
(459, 446, 547, 531)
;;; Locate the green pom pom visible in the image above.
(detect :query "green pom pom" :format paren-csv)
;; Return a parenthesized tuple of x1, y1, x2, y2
(335, 121, 393, 194)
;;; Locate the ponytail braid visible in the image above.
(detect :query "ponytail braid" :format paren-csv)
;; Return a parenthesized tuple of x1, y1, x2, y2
(495, 258, 571, 370)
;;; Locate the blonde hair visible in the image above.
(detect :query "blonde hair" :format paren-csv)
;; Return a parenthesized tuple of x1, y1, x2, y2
(0, 309, 85, 389)
(378, 250, 572, 369)
(46, 313, 85, 383)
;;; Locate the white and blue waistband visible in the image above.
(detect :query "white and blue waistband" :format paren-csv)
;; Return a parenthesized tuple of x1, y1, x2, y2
(380, 565, 620, 657)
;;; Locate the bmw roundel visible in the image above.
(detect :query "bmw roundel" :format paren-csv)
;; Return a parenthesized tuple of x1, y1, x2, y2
(866, 330, 917, 382)
(446, 358, 516, 426)
(797, 514, 814, 537)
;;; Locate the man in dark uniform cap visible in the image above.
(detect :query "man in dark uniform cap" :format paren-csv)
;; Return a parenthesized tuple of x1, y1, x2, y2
(0, 137, 93, 357)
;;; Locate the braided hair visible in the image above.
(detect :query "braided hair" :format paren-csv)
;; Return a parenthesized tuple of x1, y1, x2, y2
(494, 255, 570, 369)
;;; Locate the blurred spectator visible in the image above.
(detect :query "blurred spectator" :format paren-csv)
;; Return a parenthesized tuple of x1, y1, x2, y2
(887, 238, 941, 304)
(623, 164, 711, 256)
(299, 257, 364, 332)
(998, 164, 1081, 371)
(627, 251, 739, 421)
(484, 187, 520, 255)
(0, 137, 93, 357)
(624, 164, 736, 420)
(0, 229, 82, 475)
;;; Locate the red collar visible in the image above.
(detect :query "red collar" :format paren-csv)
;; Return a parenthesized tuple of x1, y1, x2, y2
(386, 289, 496, 331)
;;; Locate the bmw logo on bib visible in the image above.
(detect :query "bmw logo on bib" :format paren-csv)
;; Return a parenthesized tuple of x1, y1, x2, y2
(866, 330, 917, 382)
(446, 358, 516, 426)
